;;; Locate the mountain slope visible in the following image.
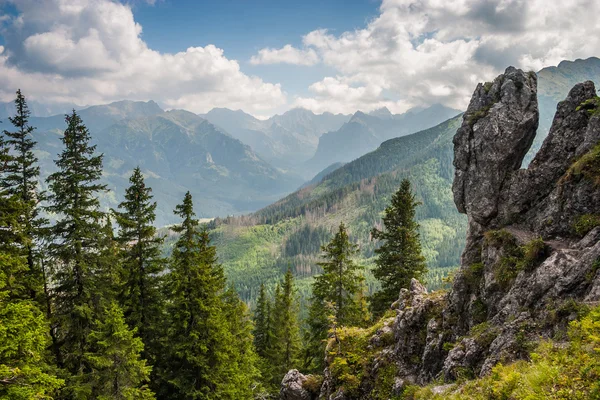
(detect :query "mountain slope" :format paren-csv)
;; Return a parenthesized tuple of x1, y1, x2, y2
(203, 114, 466, 304)
(307, 104, 461, 175)
(32, 102, 302, 226)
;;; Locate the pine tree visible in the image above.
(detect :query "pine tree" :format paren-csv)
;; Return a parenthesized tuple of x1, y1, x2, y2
(113, 167, 165, 362)
(221, 287, 260, 399)
(0, 89, 46, 302)
(370, 179, 427, 317)
(83, 303, 155, 400)
(271, 268, 301, 379)
(160, 191, 231, 399)
(253, 283, 271, 358)
(304, 222, 364, 371)
(0, 153, 62, 398)
(45, 110, 109, 374)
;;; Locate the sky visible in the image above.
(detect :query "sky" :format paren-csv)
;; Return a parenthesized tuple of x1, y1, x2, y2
(1, 0, 600, 118)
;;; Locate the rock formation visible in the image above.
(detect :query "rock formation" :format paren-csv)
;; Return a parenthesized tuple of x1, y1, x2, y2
(283, 66, 600, 399)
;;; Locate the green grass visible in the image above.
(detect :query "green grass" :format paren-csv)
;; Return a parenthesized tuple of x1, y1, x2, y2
(562, 142, 600, 186)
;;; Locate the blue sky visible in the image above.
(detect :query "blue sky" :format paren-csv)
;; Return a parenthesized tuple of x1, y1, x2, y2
(0, 0, 599, 117)
(131, 0, 379, 99)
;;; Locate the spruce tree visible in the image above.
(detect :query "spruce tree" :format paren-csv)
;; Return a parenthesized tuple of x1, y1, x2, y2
(253, 283, 272, 358)
(161, 191, 230, 399)
(304, 222, 364, 371)
(45, 110, 109, 374)
(271, 268, 301, 379)
(221, 287, 260, 399)
(0, 154, 62, 398)
(83, 303, 155, 400)
(370, 179, 427, 317)
(0, 89, 46, 301)
(113, 167, 165, 362)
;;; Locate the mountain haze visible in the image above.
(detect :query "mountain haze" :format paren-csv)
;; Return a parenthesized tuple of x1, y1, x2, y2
(201, 107, 349, 172)
(30, 101, 302, 226)
(307, 104, 462, 175)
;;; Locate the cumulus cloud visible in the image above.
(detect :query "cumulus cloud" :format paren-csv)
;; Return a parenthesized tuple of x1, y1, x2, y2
(0, 0, 285, 114)
(259, 0, 600, 114)
(250, 44, 319, 66)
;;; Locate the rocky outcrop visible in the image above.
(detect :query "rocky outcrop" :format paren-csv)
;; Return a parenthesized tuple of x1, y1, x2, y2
(282, 67, 600, 399)
(281, 370, 312, 400)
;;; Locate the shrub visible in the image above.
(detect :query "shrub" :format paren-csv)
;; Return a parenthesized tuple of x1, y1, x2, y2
(573, 213, 600, 237)
(463, 262, 484, 289)
(563, 142, 600, 186)
(302, 374, 324, 395)
(521, 237, 551, 270)
(488, 234, 550, 289)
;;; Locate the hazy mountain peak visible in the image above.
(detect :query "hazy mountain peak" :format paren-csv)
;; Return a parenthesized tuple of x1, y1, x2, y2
(368, 107, 392, 118)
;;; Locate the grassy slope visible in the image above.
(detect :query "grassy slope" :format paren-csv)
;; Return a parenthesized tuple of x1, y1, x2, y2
(202, 115, 467, 306)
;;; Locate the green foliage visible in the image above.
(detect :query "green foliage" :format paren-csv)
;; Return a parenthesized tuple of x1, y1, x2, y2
(160, 192, 258, 399)
(271, 269, 302, 378)
(302, 374, 324, 396)
(0, 89, 46, 303)
(575, 96, 600, 116)
(406, 305, 600, 399)
(0, 254, 63, 399)
(521, 237, 551, 269)
(199, 116, 466, 311)
(254, 269, 303, 393)
(46, 110, 111, 375)
(82, 302, 154, 400)
(326, 316, 396, 398)
(469, 322, 500, 348)
(573, 213, 600, 237)
(463, 263, 484, 290)
(305, 223, 366, 372)
(370, 179, 427, 317)
(113, 167, 166, 365)
(563, 142, 600, 185)
(485, 231, 550, 289)
(467, 105, 492, 127)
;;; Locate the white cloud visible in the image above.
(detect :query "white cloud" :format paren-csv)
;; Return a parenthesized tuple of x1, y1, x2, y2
(266, 0, 600, 114)
(0, 0, 286, 115)
(250, 44, 319, 66)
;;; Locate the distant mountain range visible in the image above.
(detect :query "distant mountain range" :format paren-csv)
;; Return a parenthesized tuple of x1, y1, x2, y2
(28, 101, 303, 226)
(306, 104, 462, 176)
(200, 107, 350, 172)
(202, 104, 463, 178)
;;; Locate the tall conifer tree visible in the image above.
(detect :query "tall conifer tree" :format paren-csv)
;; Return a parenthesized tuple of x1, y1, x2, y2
(370, 179, 427, 317)
(0, 133, 62, 398)
(0, 89, 46, 301)
(304, 222, 364, 371)
(253, 283, 272, 359)
(113, 167, 165, 362)
(271, 268, 301, 379)
(46, 110, 109, 374)
(221, 287, 260, 399)
(161, 191, 230, 399)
